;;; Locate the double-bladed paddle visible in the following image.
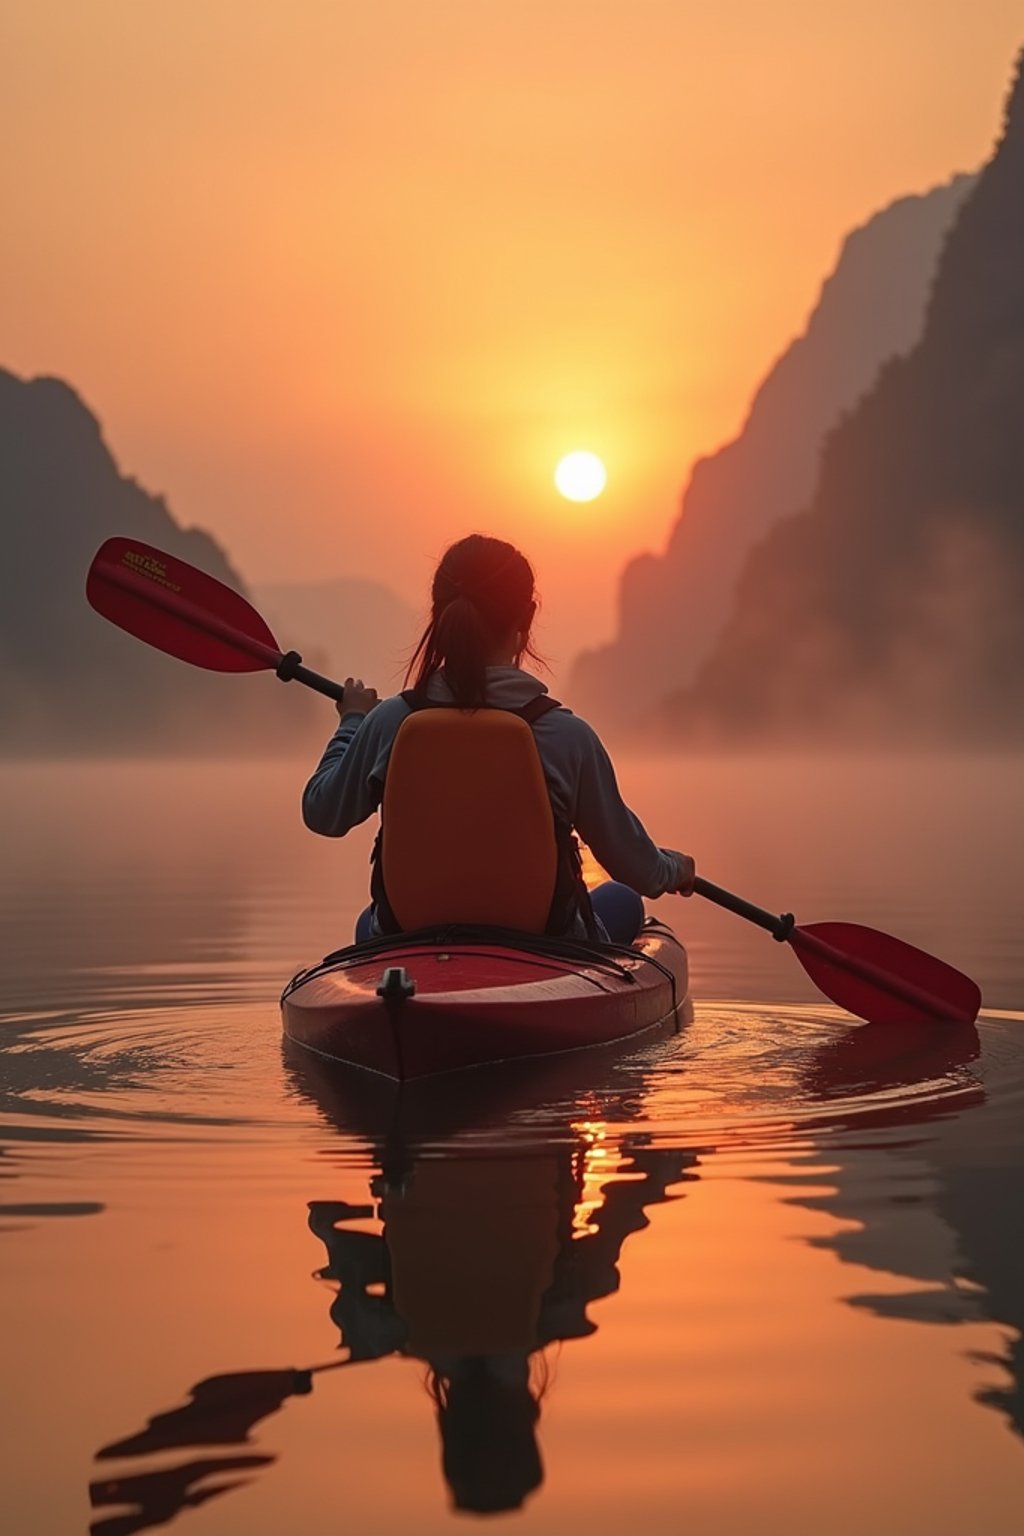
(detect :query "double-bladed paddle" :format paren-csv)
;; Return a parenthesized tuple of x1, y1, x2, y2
(86, 535, 345, 700)
(86, 535, 982, 1027)
(693, 878, 980, 1026)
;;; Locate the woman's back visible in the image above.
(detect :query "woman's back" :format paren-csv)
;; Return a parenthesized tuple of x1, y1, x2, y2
(300, 536, 695, 940)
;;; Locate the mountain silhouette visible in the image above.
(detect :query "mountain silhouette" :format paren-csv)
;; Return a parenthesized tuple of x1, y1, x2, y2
(0, 368, 317, 753)
(659, 50, 1024, 744)
(569, 174, 974, 729)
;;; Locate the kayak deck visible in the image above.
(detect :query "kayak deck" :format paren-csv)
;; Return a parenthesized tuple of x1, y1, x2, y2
(281, 920, 689, 1081)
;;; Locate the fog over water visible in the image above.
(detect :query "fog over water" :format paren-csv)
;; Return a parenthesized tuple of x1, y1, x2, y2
(1, 754, 1022, 1534)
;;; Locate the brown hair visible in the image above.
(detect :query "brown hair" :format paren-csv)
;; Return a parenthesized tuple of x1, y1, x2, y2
(406, 534, 540, 707)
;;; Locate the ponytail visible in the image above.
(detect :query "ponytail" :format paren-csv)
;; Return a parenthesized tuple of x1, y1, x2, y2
(406, 535, 539, 708)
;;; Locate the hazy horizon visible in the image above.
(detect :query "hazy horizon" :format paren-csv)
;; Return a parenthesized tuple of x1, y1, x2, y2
(3, 4, 1022, 667)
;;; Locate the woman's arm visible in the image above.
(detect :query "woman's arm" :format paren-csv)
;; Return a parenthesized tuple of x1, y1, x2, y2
(301, 694, 408, 837)
(567, 722, 694, 897)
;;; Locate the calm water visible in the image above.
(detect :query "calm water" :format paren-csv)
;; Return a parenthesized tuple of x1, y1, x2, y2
(2, 756, 1023, 1534)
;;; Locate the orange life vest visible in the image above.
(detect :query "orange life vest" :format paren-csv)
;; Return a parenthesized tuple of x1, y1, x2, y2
(381, 1155, 563, 1355)
(370, 691, 592, 935)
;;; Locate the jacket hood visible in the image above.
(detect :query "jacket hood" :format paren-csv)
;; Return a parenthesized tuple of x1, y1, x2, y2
(424, 667, 551, 709)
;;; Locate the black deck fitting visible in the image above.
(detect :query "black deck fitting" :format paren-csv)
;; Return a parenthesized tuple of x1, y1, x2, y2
(376, 966, 417, 1000)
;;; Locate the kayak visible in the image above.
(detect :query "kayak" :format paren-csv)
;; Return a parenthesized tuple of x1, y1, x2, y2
(281, 919, 689, 1081)
(282, 920, 689, 1081)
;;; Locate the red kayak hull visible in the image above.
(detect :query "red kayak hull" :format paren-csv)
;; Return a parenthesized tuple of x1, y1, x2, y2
(281, 921, 689, 1081)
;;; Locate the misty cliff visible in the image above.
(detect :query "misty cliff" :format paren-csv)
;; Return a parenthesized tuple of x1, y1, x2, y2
(661, 52, 1024, 744)
(0, 368, 316, 753)
(569, 174, 974, 727)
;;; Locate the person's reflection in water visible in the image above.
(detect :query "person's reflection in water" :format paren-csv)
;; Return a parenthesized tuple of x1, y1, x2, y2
(310, 1137, 698, 1514)
(87, 1136, 696, 1531)
(427, 1356, 544, 1514)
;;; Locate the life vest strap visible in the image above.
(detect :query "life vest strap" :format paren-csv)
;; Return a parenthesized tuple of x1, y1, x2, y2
(399, 688, 562, 724)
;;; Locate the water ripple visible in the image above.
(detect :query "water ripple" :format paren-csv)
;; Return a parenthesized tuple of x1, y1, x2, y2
(2, 996, 1020, 1179)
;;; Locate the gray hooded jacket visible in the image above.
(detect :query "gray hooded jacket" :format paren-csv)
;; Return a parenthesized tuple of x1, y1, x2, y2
(302, 667, 686, 898)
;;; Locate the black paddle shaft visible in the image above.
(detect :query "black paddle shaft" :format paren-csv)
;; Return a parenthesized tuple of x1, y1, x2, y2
(693, 877, 795, 942)
(275, 650, 345, 703)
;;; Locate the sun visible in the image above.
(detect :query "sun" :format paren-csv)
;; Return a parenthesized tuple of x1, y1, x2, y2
(554, 451, 607, 502)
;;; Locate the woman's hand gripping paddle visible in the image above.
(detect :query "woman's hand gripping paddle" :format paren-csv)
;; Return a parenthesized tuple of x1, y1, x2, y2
(693, 877, 981, 1026)
(86, 536, 345, 701)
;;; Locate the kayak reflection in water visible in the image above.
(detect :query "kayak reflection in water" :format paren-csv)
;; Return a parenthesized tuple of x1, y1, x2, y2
(309, 1134, 699, 1515)
(88, 1022, 987, 1531)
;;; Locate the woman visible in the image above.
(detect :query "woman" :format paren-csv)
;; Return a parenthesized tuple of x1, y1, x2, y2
(302, 534, 695, 942)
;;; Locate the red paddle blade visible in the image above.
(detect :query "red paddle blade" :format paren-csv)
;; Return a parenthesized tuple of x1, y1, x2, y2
(791, 922, 981, 1026)
(87, 537, 282, 673)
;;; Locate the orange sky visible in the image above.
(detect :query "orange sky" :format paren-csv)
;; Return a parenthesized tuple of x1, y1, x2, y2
(3, 2, 1022, 672)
